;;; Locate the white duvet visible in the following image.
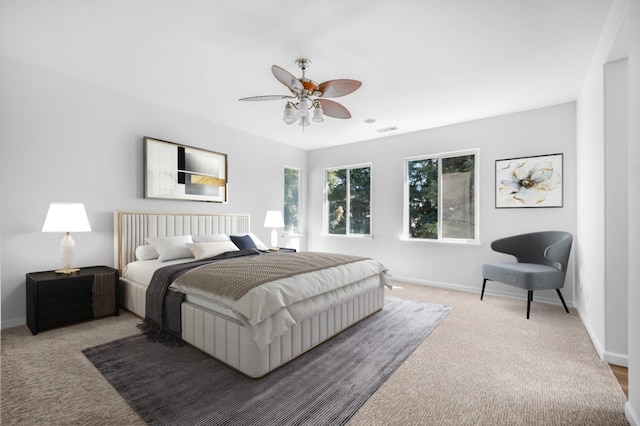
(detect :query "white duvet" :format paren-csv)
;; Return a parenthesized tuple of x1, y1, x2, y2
(177, 258, 390, 350)
(124, 256, 391, 350)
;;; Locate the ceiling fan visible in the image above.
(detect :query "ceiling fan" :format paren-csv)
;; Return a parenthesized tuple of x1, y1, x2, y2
(239, 58, 362, 126)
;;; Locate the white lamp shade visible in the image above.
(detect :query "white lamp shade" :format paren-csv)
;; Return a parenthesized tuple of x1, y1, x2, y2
(297, 99, 310, 117)
(263, 210, 285, 228)
(42, 203, 92, 233)
(283, 103, 298, 124)
(312, 104, 324, 122)
(299, 115, 310, 127)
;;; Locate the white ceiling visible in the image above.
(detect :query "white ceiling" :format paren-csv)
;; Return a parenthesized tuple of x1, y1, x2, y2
(0, 0, 612, 150)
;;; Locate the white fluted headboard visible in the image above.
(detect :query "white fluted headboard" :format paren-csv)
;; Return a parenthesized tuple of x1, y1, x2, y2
(114, 211, 250, 274)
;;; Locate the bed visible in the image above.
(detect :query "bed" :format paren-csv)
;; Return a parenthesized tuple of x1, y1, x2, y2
(114, 211, 390, 378)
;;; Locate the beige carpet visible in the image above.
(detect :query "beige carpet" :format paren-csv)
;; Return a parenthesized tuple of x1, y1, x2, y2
(1, 282, 628, 425)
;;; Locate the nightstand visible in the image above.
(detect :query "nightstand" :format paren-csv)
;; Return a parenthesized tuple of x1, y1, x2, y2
(26, 266, 119, 335)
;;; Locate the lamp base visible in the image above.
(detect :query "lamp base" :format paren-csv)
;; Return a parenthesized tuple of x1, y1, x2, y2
(270, 227, 278, 249)
(55, 268, 80, 274)
(58, 233, 78, 275)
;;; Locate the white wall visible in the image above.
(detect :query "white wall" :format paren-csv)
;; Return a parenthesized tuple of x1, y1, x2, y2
(0, 57, 307, 327)
(576, 0, 628, 363)
(626, 0, 639, 422)
(576, 0, 639, 423)
(307, 103, 577, 306)
(604, 58, 629, 364)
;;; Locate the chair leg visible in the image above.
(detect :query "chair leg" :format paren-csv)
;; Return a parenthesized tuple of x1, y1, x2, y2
(556, 289, 570, 314)
(481, 279, 488, 300)
(526, 291, 533, 319)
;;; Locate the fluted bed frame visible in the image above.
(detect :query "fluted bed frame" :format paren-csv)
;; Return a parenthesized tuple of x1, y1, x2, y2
(114, 211, 385, 378)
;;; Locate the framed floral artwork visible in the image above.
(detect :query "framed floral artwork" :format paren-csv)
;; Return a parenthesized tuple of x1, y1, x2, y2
(495, 153, 563, 208)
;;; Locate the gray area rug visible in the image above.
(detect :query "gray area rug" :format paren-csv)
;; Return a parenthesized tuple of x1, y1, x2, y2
(83, 296, 451, 426)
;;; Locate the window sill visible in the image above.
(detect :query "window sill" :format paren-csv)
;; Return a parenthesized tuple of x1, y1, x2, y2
(399, 237, 482, 246)
(283, 232, 305, 238)
(322, 233, 372, 239)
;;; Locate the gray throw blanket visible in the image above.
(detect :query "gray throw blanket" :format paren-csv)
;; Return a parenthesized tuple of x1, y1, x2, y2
(138, 249, 260, 345)
(174, 251, 368, 301)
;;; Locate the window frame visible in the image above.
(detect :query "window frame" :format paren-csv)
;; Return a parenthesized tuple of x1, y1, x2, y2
(284, 166, 303, 234)
(323, 162, 373, 237)
(403, 149, 479, 244)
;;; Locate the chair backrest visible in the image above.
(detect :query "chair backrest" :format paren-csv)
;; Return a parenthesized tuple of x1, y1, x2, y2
(491, 231, 573, 272)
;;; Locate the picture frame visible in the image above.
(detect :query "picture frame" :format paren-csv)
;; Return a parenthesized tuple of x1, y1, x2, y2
(144, 137, 228, 203)
(495, 153, 563, 208)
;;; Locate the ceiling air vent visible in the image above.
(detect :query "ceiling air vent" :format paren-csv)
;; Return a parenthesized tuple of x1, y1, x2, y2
(376, 126, 398, 133)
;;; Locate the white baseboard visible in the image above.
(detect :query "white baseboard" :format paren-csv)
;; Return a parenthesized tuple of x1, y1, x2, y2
(627, 402, 640, 426)
(391, 276, 478, 295)
(576, 308, 607, 361)
(604, 351, 629, 367)
(390, 276, 575, 308)
(1, 316, 26, 330)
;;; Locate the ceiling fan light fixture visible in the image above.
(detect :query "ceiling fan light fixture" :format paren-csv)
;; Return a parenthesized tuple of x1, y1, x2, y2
(312, 102, 324, 123)
(283, 102, 298, 124)
(240, 58, 362, 129)
(297, 99, 310, 118)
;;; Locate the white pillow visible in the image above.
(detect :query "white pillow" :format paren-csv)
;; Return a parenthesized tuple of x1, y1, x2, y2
(192, 234, 230, 243)
(158, 245, 194, 262)
(135, 245, 159, 261)
(147, 235, 194, 254)
(185, 241, 239, 260)
(232, 233, 269, 251)
(146, 235, 194, 262)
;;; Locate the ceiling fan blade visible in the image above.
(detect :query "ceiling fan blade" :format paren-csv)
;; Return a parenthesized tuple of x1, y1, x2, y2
(238, 95, 294, 101)
(316, 79, 362, 98)
(272, 65, 304, 93)
(317, 99, 352, 119)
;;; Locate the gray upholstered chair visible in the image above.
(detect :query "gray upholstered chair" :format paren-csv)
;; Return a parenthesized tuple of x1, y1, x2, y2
(481, 231, 573, 319)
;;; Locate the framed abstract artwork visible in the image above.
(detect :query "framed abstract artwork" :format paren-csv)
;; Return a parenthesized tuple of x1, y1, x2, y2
(144, 137, 228, 203)
(495, 153, 563, 208)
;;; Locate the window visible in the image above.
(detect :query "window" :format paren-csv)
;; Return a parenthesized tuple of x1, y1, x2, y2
(284, 167, 301, 233)
(325, 164, 371, 235)
(404, 149, 478, 243)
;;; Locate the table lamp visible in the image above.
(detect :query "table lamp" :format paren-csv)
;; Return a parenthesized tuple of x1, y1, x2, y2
(263, 210, 285, 249)
(41, 202, 92, 274)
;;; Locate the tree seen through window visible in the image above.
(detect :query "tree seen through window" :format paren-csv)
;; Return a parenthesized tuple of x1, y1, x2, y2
(326, 165, 371, 235)
(406, 151, 477, 241)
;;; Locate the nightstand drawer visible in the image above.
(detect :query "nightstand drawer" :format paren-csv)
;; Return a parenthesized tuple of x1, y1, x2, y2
(36, 276, 93, 305)
(39, 302, 94, 329)
(26, 266, 119, 335)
